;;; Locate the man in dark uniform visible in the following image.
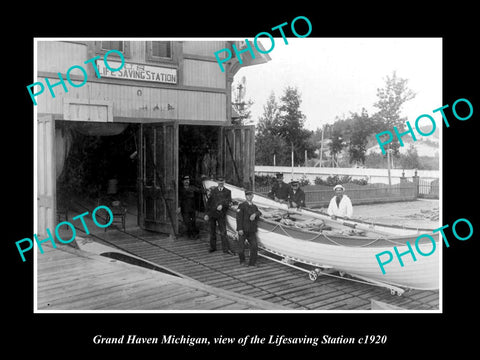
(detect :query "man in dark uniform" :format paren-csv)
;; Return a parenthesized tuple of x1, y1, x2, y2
(178, 175, 201, 239)
(287, 180, 306, 209)
(236, 190, 262, 267)
(204, 177, 233, 254)
(267, 173, 290, 203)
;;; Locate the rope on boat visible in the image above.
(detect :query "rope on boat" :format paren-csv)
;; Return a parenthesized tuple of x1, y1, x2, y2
(254, 216, 409, 248)
(208, 182, 420, 249)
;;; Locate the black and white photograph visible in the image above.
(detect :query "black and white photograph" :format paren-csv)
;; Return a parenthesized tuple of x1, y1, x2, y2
(33, 37, 442, 312)
(8, 8, 478, 356)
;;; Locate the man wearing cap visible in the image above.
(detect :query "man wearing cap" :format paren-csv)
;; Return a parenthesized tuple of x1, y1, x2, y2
(178, 175, 201, 239)
(287, 180, 306, 209)
(236, 190, 262, 267)
(268, 173, 290, 203)
(204, 177, 233, 254)
(327, 184, 353, 219)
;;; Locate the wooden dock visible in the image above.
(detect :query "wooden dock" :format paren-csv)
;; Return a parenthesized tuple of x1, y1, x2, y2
(36, 243, 288, 311)
(47, 224, 440, 311)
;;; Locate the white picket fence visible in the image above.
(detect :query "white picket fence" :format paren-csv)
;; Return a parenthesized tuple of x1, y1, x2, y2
(255, 166, 439, 185)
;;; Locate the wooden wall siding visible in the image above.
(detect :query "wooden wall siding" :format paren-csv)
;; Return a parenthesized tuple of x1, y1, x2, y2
(36, 41, 228, 123)
(37, 115, 56, 237)
(37, 41, 88, 74)
(182, 59, 225, 89)
(125, 41, 145, 62)
(63, 98, 112, 122)
(37, 41, 167, 77)
(182, 41, 227, 57)
(177, 91, 226, 122)
(37, 79, 227, 122)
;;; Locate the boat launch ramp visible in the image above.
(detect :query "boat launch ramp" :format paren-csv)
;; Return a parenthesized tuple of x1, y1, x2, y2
(36, 225, 439, 311)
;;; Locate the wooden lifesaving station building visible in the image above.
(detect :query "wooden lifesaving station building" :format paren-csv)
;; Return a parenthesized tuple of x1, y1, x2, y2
(36, 40, 270, 238)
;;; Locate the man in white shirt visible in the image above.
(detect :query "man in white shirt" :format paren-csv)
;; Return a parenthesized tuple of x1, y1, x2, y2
(327, 184, 353, 219)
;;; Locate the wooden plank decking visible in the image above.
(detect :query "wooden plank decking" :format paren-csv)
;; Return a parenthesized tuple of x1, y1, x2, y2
(61, 226, 440, 311)
(36, 244, 288, 311)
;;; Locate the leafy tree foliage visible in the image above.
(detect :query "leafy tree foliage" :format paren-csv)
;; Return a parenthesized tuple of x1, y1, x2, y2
(255, 72, 417, 168)
(255, 88, 313, 165)
(373, 71, 416, 156)
(255, 92, 289, 165)
(319, 71, 416, 166)
(398, 145, 421, 169)
(329, 128, 345, 166)
(347, 109, 373, 165)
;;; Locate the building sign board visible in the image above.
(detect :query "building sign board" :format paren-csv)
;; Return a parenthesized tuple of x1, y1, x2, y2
(96, 60, 177, 84)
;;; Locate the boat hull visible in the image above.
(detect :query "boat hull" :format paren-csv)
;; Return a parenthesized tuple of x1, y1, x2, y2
(204, 180, 439, 290)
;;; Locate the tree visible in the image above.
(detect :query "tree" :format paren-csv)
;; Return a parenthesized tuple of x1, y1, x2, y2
(255, 92, 289, 165)
(256, 91, 281, 135)
(329, 128, 345, 167)
(255, 88, 313, 166)
(399, 145, 420, 169)
(373, 71, 416, 156)
(347, 108, 373, 165)
(255, 133, 288, 165)
(276, 87, 314, 165)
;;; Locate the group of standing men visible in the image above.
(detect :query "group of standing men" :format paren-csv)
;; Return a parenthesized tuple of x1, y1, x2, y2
(267, 172, 353, 218)
(178, 176, 261, 266)
(267, 173, 306, 208)
(202, 177, 262, 267)
(178, 172, 354, 268)
(178, 176, 236, 255)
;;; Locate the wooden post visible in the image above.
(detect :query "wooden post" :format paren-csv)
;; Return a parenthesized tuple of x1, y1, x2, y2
(319, 125, 324, 168)
(304, 149, 307, 178)
(387, 147, 392, 186)
(412, 169, 420, 198)
(291, 142, 294, 176)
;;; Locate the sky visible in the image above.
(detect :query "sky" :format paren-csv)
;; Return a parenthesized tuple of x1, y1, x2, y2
(235, 37, 442, 131)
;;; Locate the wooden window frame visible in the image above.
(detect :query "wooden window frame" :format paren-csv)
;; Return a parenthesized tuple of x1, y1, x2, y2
(94, 41, 131, 59)
(146, 41, 175, 64)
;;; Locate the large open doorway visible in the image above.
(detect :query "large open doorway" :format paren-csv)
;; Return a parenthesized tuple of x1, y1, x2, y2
(51, 121, 256, 240)
(177, 124, 255, 188)
(175, 124, 255, 237)
(56, 121, 139, 233)
(178, 125, 220, 183)
(175, 125, 220, 237)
